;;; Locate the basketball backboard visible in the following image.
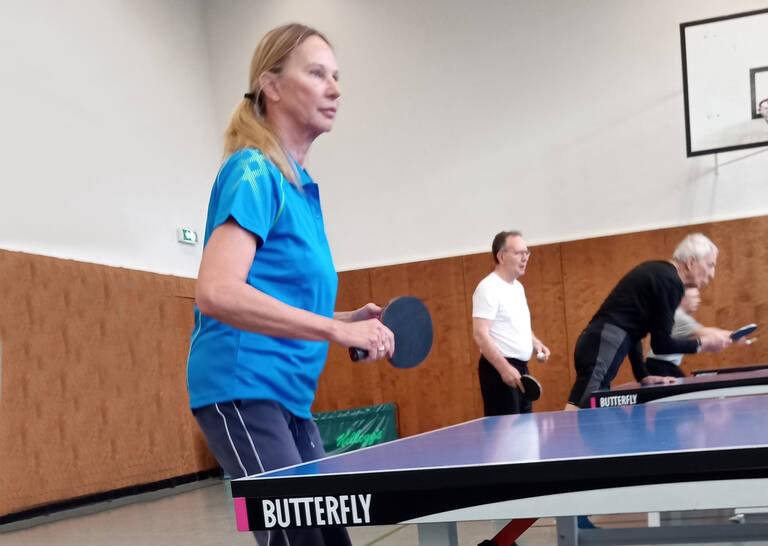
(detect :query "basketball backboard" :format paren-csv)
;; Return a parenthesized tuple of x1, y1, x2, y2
(680, 8, 768, 156)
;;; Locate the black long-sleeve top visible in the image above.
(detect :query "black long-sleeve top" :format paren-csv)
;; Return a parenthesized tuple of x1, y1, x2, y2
(589, 260, 699, 379)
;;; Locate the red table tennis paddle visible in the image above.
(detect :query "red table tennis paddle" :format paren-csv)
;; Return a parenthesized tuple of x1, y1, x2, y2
(348, 296, 433, 369)
(521, 374, 542, 401)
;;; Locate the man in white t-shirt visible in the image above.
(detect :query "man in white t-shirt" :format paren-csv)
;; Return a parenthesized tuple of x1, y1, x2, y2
(472, 231, 550, 415)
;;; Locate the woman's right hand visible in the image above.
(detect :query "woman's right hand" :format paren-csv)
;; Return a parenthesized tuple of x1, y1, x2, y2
(334, 318, 394, 363)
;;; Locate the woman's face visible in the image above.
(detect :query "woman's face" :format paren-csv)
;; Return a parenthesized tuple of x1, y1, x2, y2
(271, 35, 340, 137)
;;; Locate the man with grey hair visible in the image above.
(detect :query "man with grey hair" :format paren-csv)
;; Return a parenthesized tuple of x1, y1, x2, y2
(565, 233, 732, 410)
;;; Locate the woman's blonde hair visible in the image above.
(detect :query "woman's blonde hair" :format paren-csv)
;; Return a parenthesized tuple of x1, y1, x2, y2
(223, 23, 331, 184)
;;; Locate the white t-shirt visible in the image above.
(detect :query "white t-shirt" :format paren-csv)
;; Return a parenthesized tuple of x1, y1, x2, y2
(472, 272, 533, 361)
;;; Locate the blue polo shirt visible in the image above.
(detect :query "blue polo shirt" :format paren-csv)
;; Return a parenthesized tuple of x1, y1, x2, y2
(187, 148, 338, 419)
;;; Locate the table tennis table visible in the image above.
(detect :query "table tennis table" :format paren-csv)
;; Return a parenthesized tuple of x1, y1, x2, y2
(690, 362, 768, 376)
(231, 395, 768, 545)
(590, 367, 768, 408)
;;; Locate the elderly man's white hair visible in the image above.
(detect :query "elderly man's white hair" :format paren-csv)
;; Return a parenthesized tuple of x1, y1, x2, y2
(672, 233, 718, 262)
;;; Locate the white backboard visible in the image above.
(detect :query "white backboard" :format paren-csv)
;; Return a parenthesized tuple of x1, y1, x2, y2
(681, 8, 768, 156)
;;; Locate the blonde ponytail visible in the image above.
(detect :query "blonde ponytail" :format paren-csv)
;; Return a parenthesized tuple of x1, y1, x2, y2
(223, 23, 331, 186)
(223, 98, 298, 184)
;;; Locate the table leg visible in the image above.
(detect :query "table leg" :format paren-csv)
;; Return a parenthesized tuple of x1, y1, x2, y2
(491, 518, 537, 543)
(493, 519, 508, 532)
(556, 516, 578, 546)
(417, 522, 458, 546)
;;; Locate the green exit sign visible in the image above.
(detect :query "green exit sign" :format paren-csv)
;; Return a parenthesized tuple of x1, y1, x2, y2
(177, 227, 199, 245)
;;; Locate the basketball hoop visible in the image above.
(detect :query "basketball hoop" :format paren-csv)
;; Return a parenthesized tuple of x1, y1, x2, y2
(760, 98, 768, 124)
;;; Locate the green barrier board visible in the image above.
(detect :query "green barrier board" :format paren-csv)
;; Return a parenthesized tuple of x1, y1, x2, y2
(312, 403, 397, 455)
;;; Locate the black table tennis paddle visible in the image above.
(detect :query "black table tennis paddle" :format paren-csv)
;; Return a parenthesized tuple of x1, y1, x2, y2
(521, 374, 542, 401)
(348, 296, 433, 369)
(731, 323, 757, 341)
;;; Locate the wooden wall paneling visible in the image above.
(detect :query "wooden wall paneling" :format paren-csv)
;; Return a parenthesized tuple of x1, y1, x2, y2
(72, 265, 214, 494)
(3, 215, 768, 517)
(704, 218, 768, 369)
(0, 250, 37, 515)
(0, 250, 215, 517)
(4, 253, 97, 513)
(368, 257, 475, 438)
(519, 243, 570, 412)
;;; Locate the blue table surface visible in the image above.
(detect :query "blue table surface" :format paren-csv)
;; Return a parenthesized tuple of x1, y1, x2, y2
(240, 394, 768, 481)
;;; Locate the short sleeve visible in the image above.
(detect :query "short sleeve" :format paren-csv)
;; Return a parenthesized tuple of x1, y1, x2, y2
(472, 277, 499, 320)
(211, 149, 284, 246)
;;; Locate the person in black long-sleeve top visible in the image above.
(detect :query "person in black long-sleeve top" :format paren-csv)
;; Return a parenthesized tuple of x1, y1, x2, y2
(566, 233, 732, 410)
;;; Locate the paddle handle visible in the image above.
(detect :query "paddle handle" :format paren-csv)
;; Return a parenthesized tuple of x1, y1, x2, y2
(349, 347, 368, 361)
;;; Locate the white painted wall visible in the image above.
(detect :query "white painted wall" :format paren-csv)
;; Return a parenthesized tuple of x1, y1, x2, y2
(0, 0, 218, 276)
(2, 0, 767, 277)
(203, 0, 768, 271)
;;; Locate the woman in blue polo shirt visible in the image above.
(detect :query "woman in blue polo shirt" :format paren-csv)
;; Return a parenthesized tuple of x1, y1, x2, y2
(187, 24, 394, 546)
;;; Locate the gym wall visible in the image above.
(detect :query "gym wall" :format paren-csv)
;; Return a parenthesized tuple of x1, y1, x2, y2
(2, 214, 766, 517)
